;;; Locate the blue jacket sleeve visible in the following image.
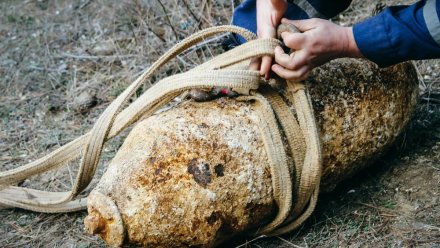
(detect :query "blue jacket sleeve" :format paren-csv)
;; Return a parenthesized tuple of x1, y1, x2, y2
(353, 0, 440, 67)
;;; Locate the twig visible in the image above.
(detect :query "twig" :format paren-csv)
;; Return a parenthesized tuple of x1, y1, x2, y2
(79, 0, 92, 9)
(133, 0, 167, 43)
(416, 223, 440, 231)
(202, 0, 213, 25)
(277, 236, 306, 248)
(303, 237, 309, 248)
(235, 235, 266, 248)
(155, 0, 179, 39)
(421, 97, 440, 104)
(182, 0, 203, 30)
(175, 55, 191, 67)
(60, 53, 139, 60)
(27, 65, 66, 73)
(379, 213, 398, 217)
(357, 202, 392, 211)
(145, 25, 167, 43)
(357, 202, 403, 217)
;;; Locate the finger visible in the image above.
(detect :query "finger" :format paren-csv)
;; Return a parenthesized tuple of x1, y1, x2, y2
(271, 64, 310, 81)
(257, 25, 276, 78)
(281, 18, 318, 32)
(249, 57, 261, 71)
(280, 32, 306, 50)
(273, 46, 293, 68)
(274, 46, 308, 70)
(260, 55, 272, 78)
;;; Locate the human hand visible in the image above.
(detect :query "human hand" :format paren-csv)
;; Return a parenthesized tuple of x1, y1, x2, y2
(249, 0, 287, 79)
(272, 18, 362, 81)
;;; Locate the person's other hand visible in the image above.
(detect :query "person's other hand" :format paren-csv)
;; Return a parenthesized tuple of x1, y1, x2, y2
(249, 0, 287, 79)
(272, 18, 363, 81)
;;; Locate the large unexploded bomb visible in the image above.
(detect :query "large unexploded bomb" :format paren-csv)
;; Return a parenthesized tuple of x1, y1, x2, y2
(84, 58, 419, 247)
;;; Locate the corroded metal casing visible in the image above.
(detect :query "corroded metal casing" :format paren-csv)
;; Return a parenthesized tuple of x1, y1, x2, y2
(85, 59, 419, 247)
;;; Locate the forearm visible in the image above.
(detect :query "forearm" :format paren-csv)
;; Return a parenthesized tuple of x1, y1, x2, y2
(353, 0, 440, 67)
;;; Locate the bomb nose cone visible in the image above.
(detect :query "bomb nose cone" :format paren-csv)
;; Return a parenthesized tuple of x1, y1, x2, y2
(84, 191, 125, 247)
(84, 212, 106, 234)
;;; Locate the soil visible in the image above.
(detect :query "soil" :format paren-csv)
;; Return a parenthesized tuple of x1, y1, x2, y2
(0, 0, 439, 247)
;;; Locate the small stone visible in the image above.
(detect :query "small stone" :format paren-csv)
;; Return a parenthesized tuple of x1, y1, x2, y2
(89, 40, 116, 56)
(72, 91, 97, 114)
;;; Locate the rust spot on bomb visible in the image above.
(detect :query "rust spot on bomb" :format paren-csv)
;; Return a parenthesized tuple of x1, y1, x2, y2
(214, 164, 224, 177)
(191, 219, 200, 232)
(187, 158, 211, 187)
(206, 211, 221, 225)
(149, 157, 156, 164)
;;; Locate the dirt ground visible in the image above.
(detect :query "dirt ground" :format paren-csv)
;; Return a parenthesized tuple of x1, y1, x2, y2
(0, 0, 439, 247)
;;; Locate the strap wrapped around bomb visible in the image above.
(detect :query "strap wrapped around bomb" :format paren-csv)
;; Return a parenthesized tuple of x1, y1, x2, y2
(82, 26, 419, 247)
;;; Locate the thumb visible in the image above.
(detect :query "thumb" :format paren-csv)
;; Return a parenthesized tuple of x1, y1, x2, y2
(281, 18, 318, 32)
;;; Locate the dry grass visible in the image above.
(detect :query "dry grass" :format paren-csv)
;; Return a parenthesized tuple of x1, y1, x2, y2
(0, 0, 439, 247)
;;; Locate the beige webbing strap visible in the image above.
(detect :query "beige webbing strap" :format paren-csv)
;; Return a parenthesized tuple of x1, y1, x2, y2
(248, 83, 321, 236)
(286, 82, 322, 219)
(237, 93, 293, 234)
(261, 85, 306, 182)
(0, 24, 323, 237)
(262, 82, 322, 236)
